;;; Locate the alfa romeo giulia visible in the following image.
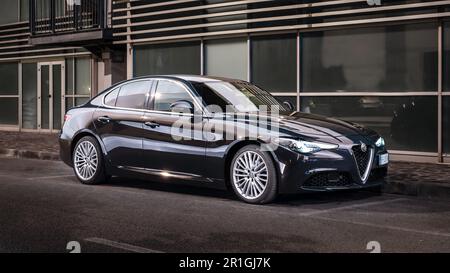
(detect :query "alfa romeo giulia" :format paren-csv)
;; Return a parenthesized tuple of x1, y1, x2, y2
(59, 75, 388, 204)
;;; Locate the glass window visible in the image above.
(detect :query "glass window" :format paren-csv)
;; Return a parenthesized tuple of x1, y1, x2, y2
(66, 58, 91, 95)
(75, 97, 90, 107)
(191, 81, 287, 112)
(66, 98, 74, 112)
(205, 38, 248, 81)
(300, 96, 437, 152)
(251, 35, 297, 92)
(0, 62, 18, 95)
(301, 23, 438, 92)
(0, 98, 18, 125)
(192, 82, 229, 111)
(154, 80, 193, 112)
(444, 97, 450, 154)
(104, 87, 120, 107)
(20, 0, 28, 21)
(53, 64, 62, 130)
(22, 63, 37, 129)
(116, 81, 150, 109)
(0, 0, 18, 25)
(75, 58, 91, 95)
(40, 65, 50, 129)
(66, 58, 74, 95)
(134, 42, 201, 77)
(444, 22, 450, 91)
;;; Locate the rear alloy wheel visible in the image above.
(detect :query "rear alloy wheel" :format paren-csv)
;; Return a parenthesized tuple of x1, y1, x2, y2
(230, 145, 277, 204)
(73, 136, 106, 185)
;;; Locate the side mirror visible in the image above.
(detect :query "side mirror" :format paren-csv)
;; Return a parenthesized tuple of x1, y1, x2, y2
(283, 101, 294, 111)
(169, 100, 194, 115)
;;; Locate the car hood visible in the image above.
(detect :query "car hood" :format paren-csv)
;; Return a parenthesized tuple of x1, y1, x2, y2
(277, 111, 376, 137)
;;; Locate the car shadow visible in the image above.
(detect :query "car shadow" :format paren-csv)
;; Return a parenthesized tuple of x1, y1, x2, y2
(100, 176, 385, 207)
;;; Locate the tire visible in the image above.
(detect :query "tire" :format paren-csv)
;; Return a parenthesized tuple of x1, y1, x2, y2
(72, 136, 106, 185)
(229, 145, 278, 204)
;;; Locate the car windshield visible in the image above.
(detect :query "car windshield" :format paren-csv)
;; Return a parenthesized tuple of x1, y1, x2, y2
(192, 81, 289, 113)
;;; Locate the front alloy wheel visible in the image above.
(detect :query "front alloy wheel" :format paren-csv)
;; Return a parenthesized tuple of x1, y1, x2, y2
(230, 145, 277, 204)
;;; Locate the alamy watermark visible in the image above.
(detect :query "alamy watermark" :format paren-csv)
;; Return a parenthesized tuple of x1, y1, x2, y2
(169, 104, 282, 152)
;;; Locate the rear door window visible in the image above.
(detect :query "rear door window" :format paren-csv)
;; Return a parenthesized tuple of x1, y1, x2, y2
(115, 80, 151, 110)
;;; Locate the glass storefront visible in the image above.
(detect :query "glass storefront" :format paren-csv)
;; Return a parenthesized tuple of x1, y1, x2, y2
(0, 98, 18, 125)
(300, 96, 437, 152)
(0, 0, 28, 25)
(0, 62, 18, 96)
(444, 97, 449, 154)
(205, 38, 247, 80)
(0, 0, 19, 25)
(128, 21, 445, 159)
(66, 57, 92, 112)
(301, 24, 438, 92)
(22, 63, 37, 129)
(0, 62, 19, 125)
(251, 34, 297, 93)
(445, 22, 450, 155)
(0, 57, 92, 130)
(300, 23, 440, 155)
(134, 42, 201, 77)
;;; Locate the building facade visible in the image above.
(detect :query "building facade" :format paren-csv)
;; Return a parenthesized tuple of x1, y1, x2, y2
(0, 0, 449, 163)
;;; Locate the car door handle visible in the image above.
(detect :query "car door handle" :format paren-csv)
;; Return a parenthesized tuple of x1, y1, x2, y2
(97, 116, 112, 124)
(144, 121, 160, 128)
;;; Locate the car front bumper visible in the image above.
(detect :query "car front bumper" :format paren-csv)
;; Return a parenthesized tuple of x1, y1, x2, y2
(273, 143, 388, 194)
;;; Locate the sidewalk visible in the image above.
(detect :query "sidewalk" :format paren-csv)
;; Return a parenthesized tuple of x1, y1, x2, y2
(0, 131, 449, 200)
(0, 131, 59, 160)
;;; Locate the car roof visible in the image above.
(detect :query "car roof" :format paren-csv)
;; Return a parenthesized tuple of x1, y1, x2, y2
(134, 74, 247, 84)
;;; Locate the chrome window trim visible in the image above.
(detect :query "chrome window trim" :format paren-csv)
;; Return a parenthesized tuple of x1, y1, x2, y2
(100, 77, 207, 116)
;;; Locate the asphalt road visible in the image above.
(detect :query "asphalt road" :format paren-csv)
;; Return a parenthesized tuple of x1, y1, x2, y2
(0, 157, 449, 253)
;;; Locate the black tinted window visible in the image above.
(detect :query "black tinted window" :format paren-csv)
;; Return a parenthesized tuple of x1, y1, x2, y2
(154, 80, 193, 111)
(191, 82, 287, 112)
(116, 81, 150, 109)
(104, 87, 119, 107)
(192, 82, 228, 111)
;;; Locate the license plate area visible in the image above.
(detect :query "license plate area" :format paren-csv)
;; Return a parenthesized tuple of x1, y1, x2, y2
(379, 153, 389, 166)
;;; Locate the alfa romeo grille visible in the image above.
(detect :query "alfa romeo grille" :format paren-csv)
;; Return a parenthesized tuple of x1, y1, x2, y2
(351, 145, 374, 182)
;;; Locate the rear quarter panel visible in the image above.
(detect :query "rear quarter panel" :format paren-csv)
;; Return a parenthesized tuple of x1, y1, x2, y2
(59, 105, 98, 166)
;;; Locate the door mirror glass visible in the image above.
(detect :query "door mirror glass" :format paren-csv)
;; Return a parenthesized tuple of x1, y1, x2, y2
(170, 100, 194, 114)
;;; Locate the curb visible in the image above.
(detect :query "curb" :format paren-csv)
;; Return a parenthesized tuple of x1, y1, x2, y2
(0, 148, 59, 161)
(382, 179, 450, 201)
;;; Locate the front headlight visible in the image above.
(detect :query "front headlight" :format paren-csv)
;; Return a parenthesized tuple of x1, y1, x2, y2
(375, 137, 385, 147)
(276, 138, 338, 154)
